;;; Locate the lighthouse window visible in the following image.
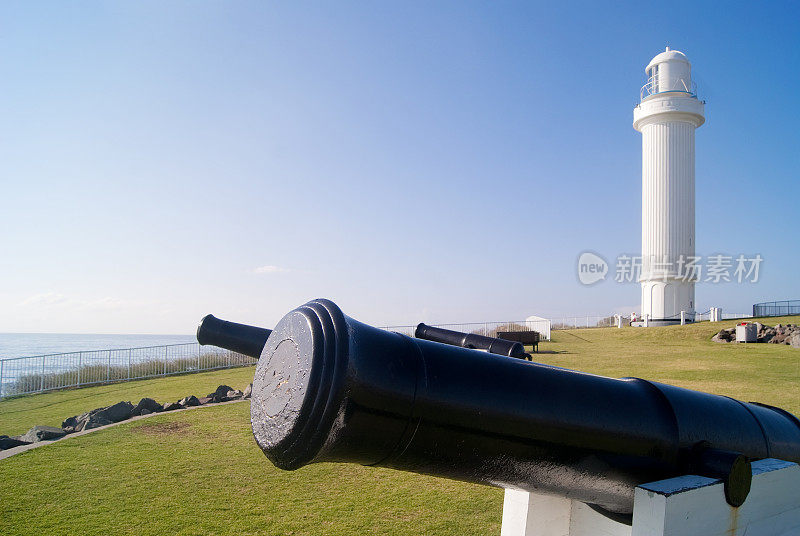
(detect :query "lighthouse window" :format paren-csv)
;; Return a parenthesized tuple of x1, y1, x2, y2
(650, 65, 659, 92)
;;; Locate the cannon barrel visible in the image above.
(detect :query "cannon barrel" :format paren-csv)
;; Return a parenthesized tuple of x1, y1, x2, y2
(249, 299, 800, 517)
(196, 314, 272, 359)
(415, 323, 529, 359)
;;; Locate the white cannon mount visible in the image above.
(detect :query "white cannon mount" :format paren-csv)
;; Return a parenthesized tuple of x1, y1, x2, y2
(501, 459, 800, 536)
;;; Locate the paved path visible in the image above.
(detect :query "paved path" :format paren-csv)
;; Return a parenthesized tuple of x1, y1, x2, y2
(0, 398, 249, 462)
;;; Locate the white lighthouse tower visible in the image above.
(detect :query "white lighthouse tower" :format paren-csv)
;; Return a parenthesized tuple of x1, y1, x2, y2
(634, 48, 704, 323)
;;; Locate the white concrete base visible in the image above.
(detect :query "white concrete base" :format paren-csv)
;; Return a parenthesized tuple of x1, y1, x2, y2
(501, 490, 628, 536)
(501, 459, 800, 536)
(630, 319, 688, 327)
(641, 280, 695, 326)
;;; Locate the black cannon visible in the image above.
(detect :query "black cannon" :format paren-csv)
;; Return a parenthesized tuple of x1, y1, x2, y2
(200, 299, 800, 521)
(415, 323, 531, 359)
(196, 314, 272, 359)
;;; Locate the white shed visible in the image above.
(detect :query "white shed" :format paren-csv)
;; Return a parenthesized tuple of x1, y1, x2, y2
(524, 315, 551, 341)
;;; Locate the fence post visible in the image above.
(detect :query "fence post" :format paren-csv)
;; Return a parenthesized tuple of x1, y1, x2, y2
(106, 350, 111, 382)
(163, 346, 168, 376)
(77, 353, 82, 387)
(197, 344, 201, 370)
(128, 349, 132, 381)
(39, 355, 45, 392)
(0, 359, 4, 398)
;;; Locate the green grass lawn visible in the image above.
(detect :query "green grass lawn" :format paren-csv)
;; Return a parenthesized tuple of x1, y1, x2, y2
(539, 315, 800, 416)
(0, 366, 255, 436)
(1, 316, 799, 535)
(1, 402, 500, 535)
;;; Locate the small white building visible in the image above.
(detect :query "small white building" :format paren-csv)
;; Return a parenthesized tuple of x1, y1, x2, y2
(525, 315, 551, 341)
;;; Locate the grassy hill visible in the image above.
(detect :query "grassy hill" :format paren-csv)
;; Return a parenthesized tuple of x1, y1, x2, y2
(0, 366, 255, 437)
(1, 316, 798, 535)
(542, 315, 800, 415)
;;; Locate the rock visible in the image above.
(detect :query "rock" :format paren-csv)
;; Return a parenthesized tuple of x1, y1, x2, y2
(198, 396, 213, 405)
(20, 425, 66, 443)
(62, 412, 93, 433)
(82, 413, 113, 430)
(140, 409, 152, 416)
(162, 402, 182, 411)
(771, 334, 787, 344)
(758, 329, 775, 343)
(243, 383, 252, 399)
(208, 385, 234, 402)
(179, 395, 200, 407)
(60, 401, 137, 434)
(93, 401, 135, 423)
(712, 329, 733, 343)
(711, 333, 730, 343)
(226, 389, 243, 400)
(0, 436, 30, 450)
(62, 415, 81, 433)
(132, 397, 162, 416)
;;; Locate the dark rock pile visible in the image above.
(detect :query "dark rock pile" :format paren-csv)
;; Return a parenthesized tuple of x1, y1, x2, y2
(0, 383, 253, 451)
(711, 323, 800, 347)
(62, 401, 135, 433)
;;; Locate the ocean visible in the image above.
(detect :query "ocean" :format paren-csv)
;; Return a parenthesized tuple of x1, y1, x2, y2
(0, 333, 197, 360)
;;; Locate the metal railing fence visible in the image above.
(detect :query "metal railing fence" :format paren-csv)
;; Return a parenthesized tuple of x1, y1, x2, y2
(380, 319, 552, 341)
(548, 315, 618, 330)
(753, 300, 800, 318)
(0, 343, 255, 399)
(640, 76, 698, 101)
(379, 316, 633, 340)
(4, 306, 785, 399)
(694, 312, 752, 322)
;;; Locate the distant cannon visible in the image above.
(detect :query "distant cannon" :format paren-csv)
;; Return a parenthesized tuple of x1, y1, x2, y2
(414, 323, 531, 359)
(196, 314, 271, 359)
(199, 299, 800, 521)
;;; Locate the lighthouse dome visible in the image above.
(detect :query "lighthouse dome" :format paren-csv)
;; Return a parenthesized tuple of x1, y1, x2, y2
(645, 48, 690, 73)
(641, 47, 695, 100)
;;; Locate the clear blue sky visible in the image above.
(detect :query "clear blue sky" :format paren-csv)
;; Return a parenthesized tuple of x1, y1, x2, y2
(1, 1, 798, 334)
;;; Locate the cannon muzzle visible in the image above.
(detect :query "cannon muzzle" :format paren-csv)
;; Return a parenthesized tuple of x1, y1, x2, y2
(249, 299, 800, 517)
(415, 322, 529, 359)
(196, 314, 272, 359)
